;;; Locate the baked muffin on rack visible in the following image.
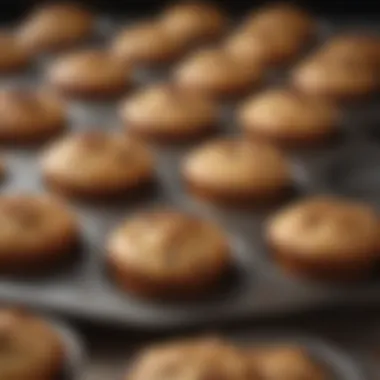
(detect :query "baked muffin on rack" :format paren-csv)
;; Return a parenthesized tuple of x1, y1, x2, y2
(46, 49, 130, 99)
(238, 88, 341, 147)
(0, 88, 66, 144)
(111, 20, 186, 67)
(0, 195, 79, 273)
(119, 83, 219, 143)
(174, 47, 263, 98)
(266, 196, 380, 280)
(127, 337, 260, 380)
(0, 308, 65, 380)
(228, 3, 315, 65)
(17, 2, 94, 53)
(0, 32, 31, 73)
(182, 138, 292, 205)
(41, 131, 154, 199)
(159, 1, 228, 48)
(107, 209, 231, 299)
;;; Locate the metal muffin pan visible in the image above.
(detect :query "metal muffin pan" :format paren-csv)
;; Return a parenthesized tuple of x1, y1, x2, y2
(1, 15, 380, 329)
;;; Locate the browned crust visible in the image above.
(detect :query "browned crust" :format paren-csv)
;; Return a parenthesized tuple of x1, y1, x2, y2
(124, 121, 218, 144)
(271, 243, 377, 281)
(184, 176, 294, 208)
(107, 246, 231, 300)
(0, 57, 30, 74)
(43, 172, 155, 202)
(0, 120, 66, 145)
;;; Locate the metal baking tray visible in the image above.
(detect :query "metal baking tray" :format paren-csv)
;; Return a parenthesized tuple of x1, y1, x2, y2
(0, 13, 380, 330)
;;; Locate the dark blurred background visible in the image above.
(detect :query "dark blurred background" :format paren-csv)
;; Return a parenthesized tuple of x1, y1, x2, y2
(1, 0, 380, 20)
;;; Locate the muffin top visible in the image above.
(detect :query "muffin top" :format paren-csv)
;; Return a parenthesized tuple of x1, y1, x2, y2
(159, 2, 227, 46)
(0, 308, 64, 380)
(0, 88, 65, 132)
(238, 89, 340, 139)
(267, 196, 379, 257)
(47, 49, 129, 89)
(174, 48, 262, 95)
(17, 2, 94, 53)
(41, 131, 154, 188)
(249, 346, 327, 380)
(0, 32, 30, 71)
(120, 83, 218, 130)
(111, 21, 184, 65)
(108, 210, 230, 280)
(128, 338, 257, 380)
(183, 138, 291, 192)
(0, 195, 78, 256)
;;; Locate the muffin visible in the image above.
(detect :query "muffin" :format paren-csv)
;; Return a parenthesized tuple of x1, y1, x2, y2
(41, 131, 154, 199)
(248, 346, 327, 380)
(233, 3, 315, 65)
(107, 209, 231, 299)
(0, 32, 31, 73)
(111, 21, 185, 67)
(182, 138, 292, 205)
(0, 88, 66, 144)
(174, 48, 263, 98)
(159, 2, 228, 48)
(0, 308, 64, 380)
(0, 195, 79, 272)
(17, 2, 94, 53)
(128, 337, 258, 380)
(291, 52, 379, 100)
(238, 88, 340, 147)
(120, 83, 219, 142)
(47, 49, 130, 99)
(266, 196, 380, 280)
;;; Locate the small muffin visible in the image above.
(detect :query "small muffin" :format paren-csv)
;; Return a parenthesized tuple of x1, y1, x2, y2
(248, 346, 327, 380)
(107, 209, 230, 299)
(0, 88, 65, 144)
(174, 48, 263, 98)
(234, 3, 315, 65)
(111, 21, 185, 67)
(41, 131, 154, 199)
(238, 88, 340, 147)
(17, 2, 94, 53)
(128, 337, 258, 380)
(266, 196, 380, 280)
(0, 32, 30, 73)
(47, 50, 130, 99)
(0, 308, 64, 380)
(182, 138, 292, 205)
(120, 83, 218, 142)
(291, 53, 379, 100)
(0, 195, 79, 272)
(159, 2, 228, 48)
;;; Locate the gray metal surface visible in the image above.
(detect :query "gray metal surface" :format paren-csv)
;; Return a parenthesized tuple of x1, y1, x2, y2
(1, 16, 380, 329)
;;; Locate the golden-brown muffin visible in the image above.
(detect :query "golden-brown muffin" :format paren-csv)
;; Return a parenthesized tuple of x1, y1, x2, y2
(266, 196, 380, 280)
(107, 209, 231, 299)
(0, 32, 31, 73)
(238, 88, 340, 147)
(119, 83, 219, 142)
(174, 47, 263, 98)
(291, 52, 379, 100)
(159, 2, 228, 48)
(182, 138, 292, 205)
(234, 3, 315, 65)
(248, 345, 327, 380)
(128, 337, 259, 380)
(0, 308, 65, 380)
(41, 131, 154, 199)
(17, 2, 94, 53)
(0, 195, 79, 273)
(0, 88, 66, 143)
(111, 21, 186, 67)
(47, 49, 130, 99)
